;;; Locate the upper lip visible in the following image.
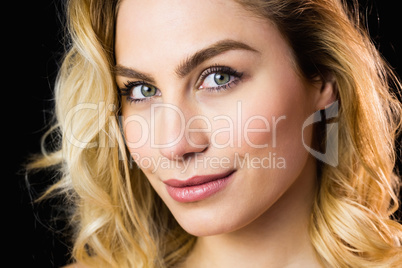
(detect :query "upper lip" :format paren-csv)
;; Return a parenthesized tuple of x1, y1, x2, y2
(163, 170, 235, 188)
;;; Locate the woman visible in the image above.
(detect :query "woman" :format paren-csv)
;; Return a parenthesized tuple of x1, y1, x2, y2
(29, 0, 402, 267)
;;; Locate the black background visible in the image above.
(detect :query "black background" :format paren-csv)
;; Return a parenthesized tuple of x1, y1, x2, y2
(7, 0, 402, 267)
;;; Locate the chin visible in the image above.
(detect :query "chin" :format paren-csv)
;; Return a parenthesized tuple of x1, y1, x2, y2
(170, 203, 256, 237)
(180, 220, 238, 237)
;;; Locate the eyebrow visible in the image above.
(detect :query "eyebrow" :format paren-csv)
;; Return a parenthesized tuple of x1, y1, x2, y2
(114, 39, 259, 82)
(175, 39, 259, 77)
(114, 65, 156, 84)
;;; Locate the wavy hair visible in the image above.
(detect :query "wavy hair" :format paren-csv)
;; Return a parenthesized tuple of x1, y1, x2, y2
(28, 0, 402, 267)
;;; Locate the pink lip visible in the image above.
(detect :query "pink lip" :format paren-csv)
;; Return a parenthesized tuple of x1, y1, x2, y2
(164, 170, 236, 203)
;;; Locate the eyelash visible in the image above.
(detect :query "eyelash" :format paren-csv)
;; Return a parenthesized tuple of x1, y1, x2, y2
(119, 80, 153, 104)
(118, 65, 243, 103)
(197, 65, 243, 92)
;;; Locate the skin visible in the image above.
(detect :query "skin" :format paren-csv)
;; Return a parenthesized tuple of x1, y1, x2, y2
(114, 0, 335, 267)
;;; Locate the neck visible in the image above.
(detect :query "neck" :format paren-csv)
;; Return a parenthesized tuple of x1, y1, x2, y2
(182, 157, 324, 268)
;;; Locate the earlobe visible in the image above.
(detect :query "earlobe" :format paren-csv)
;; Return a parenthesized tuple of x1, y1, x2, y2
(315, 73, 337, 111)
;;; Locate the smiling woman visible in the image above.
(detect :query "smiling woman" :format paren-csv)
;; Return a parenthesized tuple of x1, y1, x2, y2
(29, 0, 402, 267)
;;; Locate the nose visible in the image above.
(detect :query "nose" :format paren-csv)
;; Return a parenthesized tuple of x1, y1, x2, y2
(153, 102, 210, 160)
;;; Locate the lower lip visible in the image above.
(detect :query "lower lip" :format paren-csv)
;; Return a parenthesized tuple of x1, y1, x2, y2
(165, 172, 234, 203)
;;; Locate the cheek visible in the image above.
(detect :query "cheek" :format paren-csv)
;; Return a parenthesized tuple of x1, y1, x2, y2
(123, 117, 149, 150)
(121, 108, 156, 172)
(239, 115, 284, 149)
(231, 71, 315, 178)
(238, 97, 308, 154)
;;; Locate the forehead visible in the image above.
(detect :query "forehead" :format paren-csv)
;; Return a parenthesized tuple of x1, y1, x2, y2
(115, 0, 271, 67)
(116, 0, 248, 40)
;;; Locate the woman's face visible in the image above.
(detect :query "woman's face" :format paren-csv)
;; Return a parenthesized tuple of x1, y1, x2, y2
(115, 0, 325, 236)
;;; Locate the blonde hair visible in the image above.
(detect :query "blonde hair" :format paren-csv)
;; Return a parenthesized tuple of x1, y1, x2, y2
(28, 0, 402, 267)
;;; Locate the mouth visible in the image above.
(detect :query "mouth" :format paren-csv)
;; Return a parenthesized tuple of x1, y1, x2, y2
(163, 170, 236, 203)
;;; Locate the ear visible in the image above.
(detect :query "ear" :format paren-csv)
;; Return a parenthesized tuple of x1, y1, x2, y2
(314, 72, 337, 111)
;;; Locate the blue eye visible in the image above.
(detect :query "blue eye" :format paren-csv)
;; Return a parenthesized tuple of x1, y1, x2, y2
(201, 72, 231, 88)
(199, 66, 243, 91)
(214, 73, 231, 85)
(134, 84, 158, 98)
(120, 82, 161, 103)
